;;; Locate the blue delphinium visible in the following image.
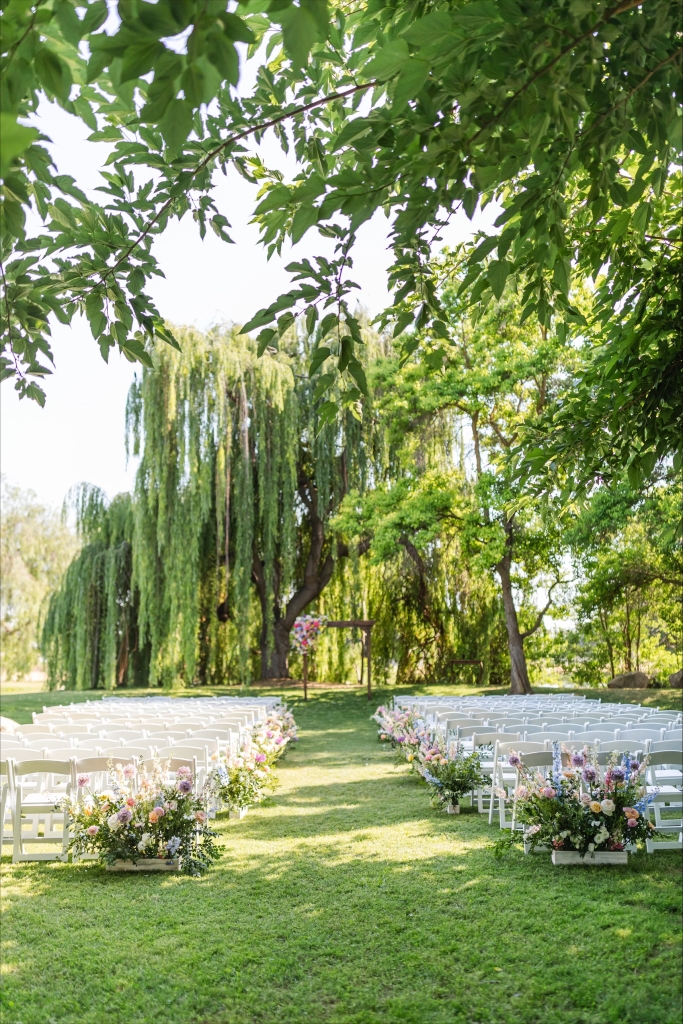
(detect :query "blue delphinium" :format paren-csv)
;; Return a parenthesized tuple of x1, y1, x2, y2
(551, 742, 563, 790)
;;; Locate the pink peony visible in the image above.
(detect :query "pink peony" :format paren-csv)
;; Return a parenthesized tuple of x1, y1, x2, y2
(152, 805, 165, 817)
(86, 825, 99, 836)
(542, 787, 556, 799)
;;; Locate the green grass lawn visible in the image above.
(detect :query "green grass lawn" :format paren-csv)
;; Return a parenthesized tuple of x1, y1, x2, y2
(1, 687, 681, 1024)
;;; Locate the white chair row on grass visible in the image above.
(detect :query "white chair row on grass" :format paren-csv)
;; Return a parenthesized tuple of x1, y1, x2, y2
(1, 753, 199, 864)
(1, 733, 239, 770)
(399, 695, 683, 854)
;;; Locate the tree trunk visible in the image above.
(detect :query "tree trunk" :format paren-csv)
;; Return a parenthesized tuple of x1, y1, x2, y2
(495, 521, 532, 695)
(259, 618, 291, 679)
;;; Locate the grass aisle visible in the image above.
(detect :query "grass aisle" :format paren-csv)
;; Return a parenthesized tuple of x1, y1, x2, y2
(1, 690, 682, 1024)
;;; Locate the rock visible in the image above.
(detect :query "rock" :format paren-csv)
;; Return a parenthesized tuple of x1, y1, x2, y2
(608, 671, 650, 689)
(668, 669, 683, 689)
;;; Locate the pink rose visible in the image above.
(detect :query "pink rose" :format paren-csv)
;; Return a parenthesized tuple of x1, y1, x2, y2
(86, 825, 99, 836)
(542, 787, 556, 799)
(126, 797, 136, 807)
(627, 817, 638, 828)
(153, 805, 165, 817)
(195, 811, 207, 823)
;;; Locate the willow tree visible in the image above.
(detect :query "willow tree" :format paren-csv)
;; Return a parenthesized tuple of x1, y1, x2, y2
(41, 486, 141, 690)
(124, 324, 389, 685)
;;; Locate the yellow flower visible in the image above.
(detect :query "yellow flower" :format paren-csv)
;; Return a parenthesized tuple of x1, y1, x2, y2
(589, 801, 602, 813)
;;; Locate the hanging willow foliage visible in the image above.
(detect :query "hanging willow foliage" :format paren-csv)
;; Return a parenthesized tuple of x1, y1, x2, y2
(41, 486, 143, 690)
(42, 324, 513, 689)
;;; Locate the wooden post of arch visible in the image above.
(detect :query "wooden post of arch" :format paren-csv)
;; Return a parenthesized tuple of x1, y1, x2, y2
(326, 620, 376, 701)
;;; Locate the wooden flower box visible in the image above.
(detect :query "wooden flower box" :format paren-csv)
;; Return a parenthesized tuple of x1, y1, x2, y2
(229, 806, 248, 820)
(552, 850, 628, 866)
(106, 858, 181, 872)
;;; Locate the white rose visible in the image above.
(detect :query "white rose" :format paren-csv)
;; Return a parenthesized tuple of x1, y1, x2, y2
(588, 843, 595, 852)
(107, 813, 121, 830)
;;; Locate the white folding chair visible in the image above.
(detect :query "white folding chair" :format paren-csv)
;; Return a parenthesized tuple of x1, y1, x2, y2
(1, 759, 15, 850)
(488, 741, 545, 824)
(617, 728, 666, 744)
(12, 759, 72, 862)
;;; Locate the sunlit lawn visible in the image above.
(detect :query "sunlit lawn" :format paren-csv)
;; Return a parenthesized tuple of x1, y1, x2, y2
(1, 686, 681, 1024)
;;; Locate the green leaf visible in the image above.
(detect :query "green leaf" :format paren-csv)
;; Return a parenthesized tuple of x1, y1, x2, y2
(319, 313, 338, 337)
(393, 59, 429, 108)
(305, 306, 319, 335)
(120, 335, 154, 368)
(35, 47, 73, 103)
(181, 63, 207, 106)
(206, 32, 239, 85)
(451, 1, 504, 30)
(80, 0, 108, 33)
(487, 260, 511, 299)
(631, 202, 650, 235)
(159, 99, 193, 157)
(402, 11, 453, 45)
(219, 12, 255, 44)
(393, 311, 415, 337)
(120, 41, 165, 85)
(0, 116, 39, 174)
(553, 259, 570, 296)
(309, 346, 332, 375)
(312, 372, 335, 401)
(72, 94, 97, 131)
(347, 358, 368, 396)
(291, 203, 319, 244)
(256, 328, 277, 356)
(55, 1, 84, 45)
(365, 40, 410, 82)
(316, 400, 338, 427)
(276, 3, 328, 70)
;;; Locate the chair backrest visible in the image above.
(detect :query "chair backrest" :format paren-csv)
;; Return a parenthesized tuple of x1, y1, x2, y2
(100, 729, 146, 740)
(146, 729, 191, 740)
(540, 724, 577, 736)
(571, 730, 619, 742)
(53, 727, 95, 737)
(97, 741, 124, 752)
(15, 725, 57, 737)
(13, 759, 72, 780)
(572, 740, 637, 756)
(22, 737, 73, 749)
(647, 750, 683, 767)
(472, 732, 516, 749)
(114, 747, 154, 760)
(187, 728, 238, 741)
(539, 730, 576, 742)
(519, 724, 546, 735)
(649, 739, 683, 753)
(141, 756, 198, 775)
(496, 740, 545, 757)
(662, 728, 683, 742)
(151, 746, 178, 759)
(617, 728, 666, 741)
(73, 756, 115, 774)
(516, 752, 554, 768)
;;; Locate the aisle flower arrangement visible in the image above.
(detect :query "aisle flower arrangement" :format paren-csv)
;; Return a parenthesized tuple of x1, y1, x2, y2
(497, 744, 657, 856)
(291, 614, 327, 653)
(64, 759, 219, 875)
(418, 749, 487, 811)
(207, 705, 297, 813)
(373, 705, 483, 811)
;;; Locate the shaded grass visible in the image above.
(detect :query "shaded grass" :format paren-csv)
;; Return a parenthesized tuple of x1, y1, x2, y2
(1, 689, 681, 1024)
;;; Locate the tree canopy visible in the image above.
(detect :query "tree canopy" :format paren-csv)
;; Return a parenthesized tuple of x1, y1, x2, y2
(2, 0, 680, 493)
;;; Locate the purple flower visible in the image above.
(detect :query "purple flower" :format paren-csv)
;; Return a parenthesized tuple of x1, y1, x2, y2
(508, 754, 522, 768)
(177, 779, 192, 794)
(582, 766, 598, 784)
(117, 808, 132, 824)
(630, 760, 641, 773)
(396, 736, 405, 744)
(77, 774, 91, 788)
(611, 767, 626, 782)
(570, 752, 585, 768)
(254, 753, 267, 763)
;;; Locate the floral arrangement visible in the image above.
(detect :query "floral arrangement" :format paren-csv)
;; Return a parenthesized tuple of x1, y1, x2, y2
(64, 759, 219, 875)
(207, 705, 296, 813)
(496, 743, 657, 857)
(291, 614, 327, 654)
(373, 704, 484, 812)
(418, 749, 487, 810)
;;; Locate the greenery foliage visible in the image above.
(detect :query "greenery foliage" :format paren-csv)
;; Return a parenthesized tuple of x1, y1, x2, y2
(2, 0, 680, 495)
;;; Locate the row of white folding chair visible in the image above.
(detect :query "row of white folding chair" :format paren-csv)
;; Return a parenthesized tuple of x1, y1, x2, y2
(645, 750, 683, 852)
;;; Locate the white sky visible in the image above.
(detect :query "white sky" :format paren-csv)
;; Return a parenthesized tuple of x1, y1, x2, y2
(1, 88, 499, 511)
